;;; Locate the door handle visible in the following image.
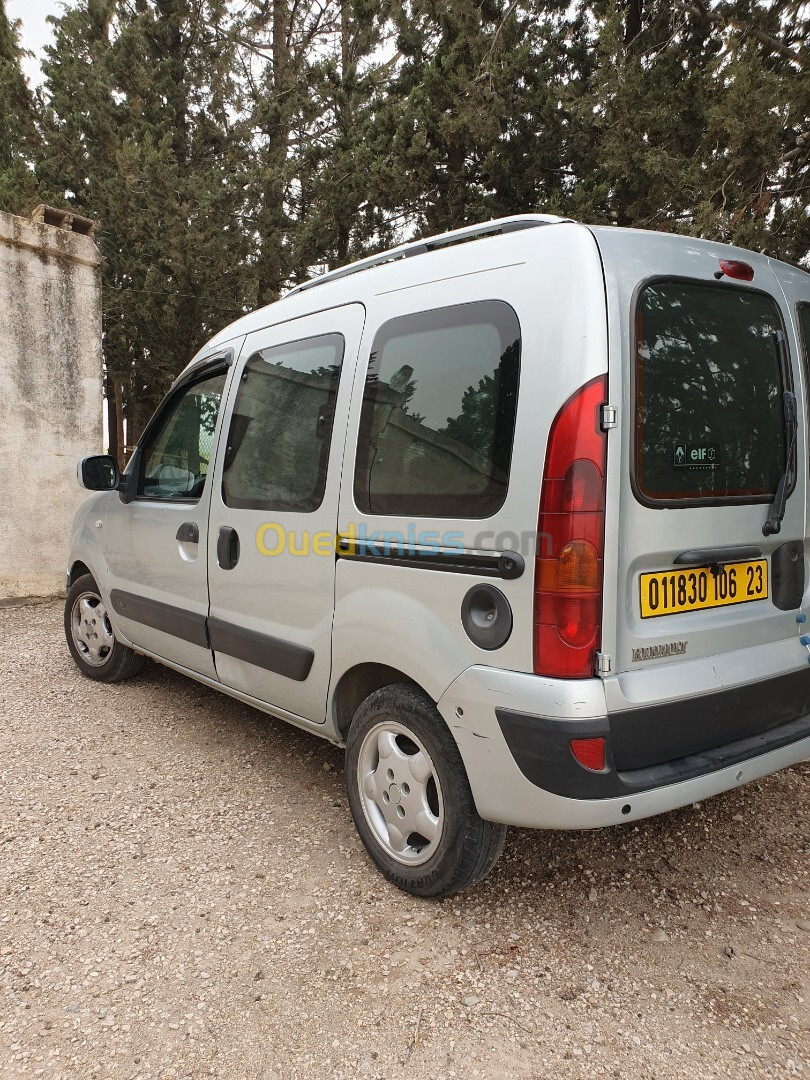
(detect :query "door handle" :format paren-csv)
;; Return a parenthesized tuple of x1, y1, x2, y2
(674, 545, 762, 566)
(176, 521, 199, 544)
(217, 526, 240, 570)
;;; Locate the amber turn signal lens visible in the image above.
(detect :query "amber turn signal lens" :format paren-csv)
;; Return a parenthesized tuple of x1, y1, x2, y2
(537, 540, 600, 592)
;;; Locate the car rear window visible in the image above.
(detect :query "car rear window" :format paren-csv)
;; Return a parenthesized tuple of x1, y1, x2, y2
(635, 280, 787, 503)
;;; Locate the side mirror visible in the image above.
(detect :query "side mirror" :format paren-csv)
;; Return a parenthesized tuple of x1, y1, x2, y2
(77, 454, 119, 491)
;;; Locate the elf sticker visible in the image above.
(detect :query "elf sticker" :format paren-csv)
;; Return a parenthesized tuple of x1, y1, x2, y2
(673, 443, 718, 468)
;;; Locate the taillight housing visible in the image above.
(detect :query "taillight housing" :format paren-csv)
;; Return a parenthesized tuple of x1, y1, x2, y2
(534, 375, 607, 679)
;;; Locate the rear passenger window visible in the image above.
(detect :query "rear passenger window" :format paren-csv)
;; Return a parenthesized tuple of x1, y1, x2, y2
(635, 280, 787, 503)
(222, 334, 344, 512)
(354, 301, 521, 517)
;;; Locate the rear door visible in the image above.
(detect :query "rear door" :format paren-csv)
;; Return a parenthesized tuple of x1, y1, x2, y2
(596, 231, 806, 679)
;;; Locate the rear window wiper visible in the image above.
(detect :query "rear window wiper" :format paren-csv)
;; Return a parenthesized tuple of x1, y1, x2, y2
(763, 330, 796, 537)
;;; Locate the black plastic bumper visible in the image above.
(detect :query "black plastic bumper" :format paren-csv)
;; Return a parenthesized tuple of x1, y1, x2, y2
(496, 666, 810, 800)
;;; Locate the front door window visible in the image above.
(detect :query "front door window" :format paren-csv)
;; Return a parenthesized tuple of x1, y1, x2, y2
(139, 370, 227, 500)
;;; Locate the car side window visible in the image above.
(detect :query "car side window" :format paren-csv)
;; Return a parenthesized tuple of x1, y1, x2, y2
(221, 333, 345, 512)
(139, 369, 227, 500)
(353, 301, 521, 518)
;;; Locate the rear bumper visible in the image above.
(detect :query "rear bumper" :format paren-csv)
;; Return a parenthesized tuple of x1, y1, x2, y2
(497, 666, 810, 799)
(436, 663, 810, 830)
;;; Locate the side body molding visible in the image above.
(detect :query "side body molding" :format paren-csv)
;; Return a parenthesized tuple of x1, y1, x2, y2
(207, 618, 314, 682)
(110, 590, 209, 649)
(109, 591, 314, 681)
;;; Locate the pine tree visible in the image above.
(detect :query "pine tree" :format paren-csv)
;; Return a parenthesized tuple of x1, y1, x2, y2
(40, 0, 253, 457)
(0, 0, 39, 215)
(30, 0, 810, 447)
(367, 0, 522, 233)
(242, 0, 388, 302)
(566, 0, 809, 266)
(693, 0, 810, 264)
(360, 1, 585, 236)
(243, 0, 315, 306)
(566, 0, 716, 230)
(291, 0, 393, 274)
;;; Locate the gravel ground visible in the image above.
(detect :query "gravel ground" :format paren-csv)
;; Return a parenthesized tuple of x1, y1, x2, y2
(1, 600, 808, 1079)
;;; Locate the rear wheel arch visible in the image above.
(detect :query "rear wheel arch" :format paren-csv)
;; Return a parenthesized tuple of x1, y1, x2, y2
(331, 663, 428, 742)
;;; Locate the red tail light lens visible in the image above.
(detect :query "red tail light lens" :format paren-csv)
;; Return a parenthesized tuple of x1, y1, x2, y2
(570, 737, 605, 771)
(534, 376, 607, 678)
(718, 259, 754, 282)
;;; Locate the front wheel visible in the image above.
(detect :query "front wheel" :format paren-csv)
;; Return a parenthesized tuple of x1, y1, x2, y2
(64, 574, 145, 683)
(345, 684, 507, 898)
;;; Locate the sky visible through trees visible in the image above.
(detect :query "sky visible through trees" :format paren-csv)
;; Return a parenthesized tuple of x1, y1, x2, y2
(0, 0, 808, 459)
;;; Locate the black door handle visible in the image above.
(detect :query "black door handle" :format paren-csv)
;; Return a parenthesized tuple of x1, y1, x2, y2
(176, 521, 199, 544)
(674, 545, 762, 566)
(217, 526, 240, 570)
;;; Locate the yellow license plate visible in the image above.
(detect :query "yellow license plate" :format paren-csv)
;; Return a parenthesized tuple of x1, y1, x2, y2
(640, 559, 768, 618)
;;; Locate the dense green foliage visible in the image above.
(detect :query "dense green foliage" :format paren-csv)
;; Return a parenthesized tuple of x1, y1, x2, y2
(0, 0, 807, 454)
(0, 1, 39, 213)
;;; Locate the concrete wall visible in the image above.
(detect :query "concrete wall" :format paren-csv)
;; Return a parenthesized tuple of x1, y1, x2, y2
(0, 210, 103, 600)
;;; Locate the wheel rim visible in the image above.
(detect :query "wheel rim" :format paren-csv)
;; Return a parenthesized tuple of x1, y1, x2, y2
(356, 721, 444, 867)
(70, 591, 115, 667)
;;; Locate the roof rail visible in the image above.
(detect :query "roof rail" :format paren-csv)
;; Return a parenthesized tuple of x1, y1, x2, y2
(285, 214, 573, 298)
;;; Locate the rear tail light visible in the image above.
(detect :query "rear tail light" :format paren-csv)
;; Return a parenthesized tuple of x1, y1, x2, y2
(570, 737, 605, 771)
(534, 376, 607, 679)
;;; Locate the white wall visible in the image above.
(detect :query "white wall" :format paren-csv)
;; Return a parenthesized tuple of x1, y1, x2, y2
(0, 211, 103, 599)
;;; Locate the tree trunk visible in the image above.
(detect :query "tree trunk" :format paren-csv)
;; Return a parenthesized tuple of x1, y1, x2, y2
(106, 378, 125, 468)
(255, 0, 292, 307)
(625, 0, 643, 46)
(125, 391, 149, 457)
(335, 0, 352, 265)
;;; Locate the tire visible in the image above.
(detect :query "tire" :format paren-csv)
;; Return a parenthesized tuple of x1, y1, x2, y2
(345, 683, 507, 898)
(64, 573, 145, 683)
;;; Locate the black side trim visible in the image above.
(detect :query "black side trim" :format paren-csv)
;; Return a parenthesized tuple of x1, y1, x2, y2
(337, 538, 524, 579)
(496, 706, 810, 799)
(109, 589, 209, 649)
(208, 618, 313, 681)
(496, 665, 810, 799)
(496, 711, 618, 798)
(611, 665, 810, 770)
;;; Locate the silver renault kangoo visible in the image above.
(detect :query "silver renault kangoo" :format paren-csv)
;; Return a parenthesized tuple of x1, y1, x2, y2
(65, 216, 810, 896)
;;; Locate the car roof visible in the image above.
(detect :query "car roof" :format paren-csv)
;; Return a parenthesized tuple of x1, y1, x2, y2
(189, 216, 810, 368)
